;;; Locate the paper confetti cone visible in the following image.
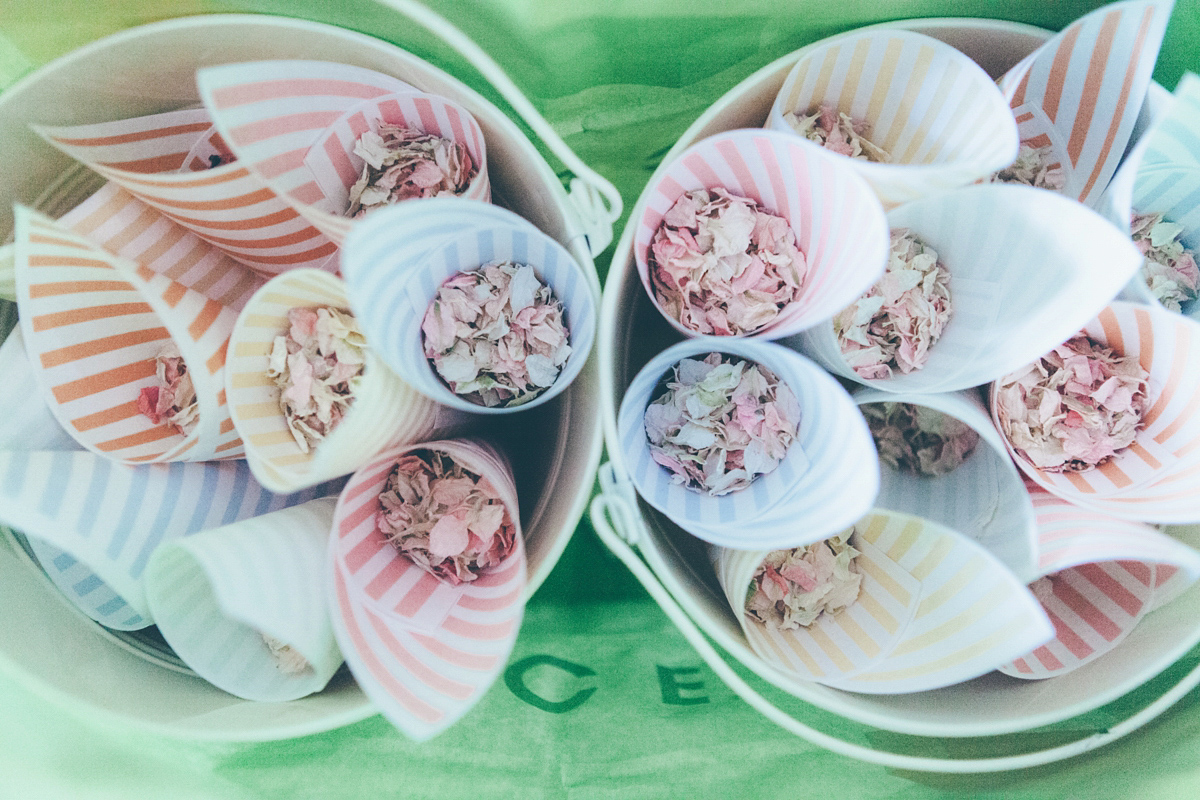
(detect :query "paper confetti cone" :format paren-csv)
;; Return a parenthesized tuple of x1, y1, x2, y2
(1138, 72, 1200, 171)
(999, 485, 1200, 679)
(329, 439, 526, 741)
(33, 108, 339, 276)
(990, 302, 1200, 522)
(634, 128, 889, 340)
(14, 205, 244, 463)
(714, 509, 1052, 693)
(767, 28, 1018, 208)
(226, 267, 458, 493)
(144, 498, 343, 701)
(340, 202, 596, 413)
(853, 388, 1038, 582)
(793, 184, 1143, 393)
(0, 450, 339, 630)
(617, 338, 879, 550)
(0, 328, 81, 451)
(998, 0, 1173, 207)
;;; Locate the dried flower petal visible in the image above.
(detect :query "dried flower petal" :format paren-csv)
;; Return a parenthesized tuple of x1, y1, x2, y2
(268, 306, 366, 453)
(988, 143, 1065, 190)
(782, 105, 890, 162)
(862, 402, 980, 477)
(649, 188, 808, 336)
(834, 228, 952, 379)
(644, 352, 801, 496)
(744, 528, 863, 630)
(995, 334, 1149, 473)
(261, 632, 311, 675)
(1132, 211, 1200, 313)
(376, 449, 516, 586)
(137, 343, 199, 436)
(346, 123, 477, 218)
(422, 261, 571, 408)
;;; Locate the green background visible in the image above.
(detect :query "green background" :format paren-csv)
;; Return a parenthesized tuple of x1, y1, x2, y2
(4, 1, 1200, 796)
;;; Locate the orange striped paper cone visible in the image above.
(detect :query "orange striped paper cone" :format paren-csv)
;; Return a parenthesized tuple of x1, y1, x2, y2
(13, 205, 243, 463)
(767, 29, 1018, 208)
(226, 268, 460, 493)
(34, 108, 339, 277)
(145, 498, 344, 702)
(999, 485, 1200, 679)
(329, 439, 525, 741)
(998, 0, 1173, 207)
(991, 302, 1200, 522)
(715, 509, 1052, 693)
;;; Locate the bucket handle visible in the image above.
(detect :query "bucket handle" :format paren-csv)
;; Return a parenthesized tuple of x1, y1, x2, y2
(589, 460, 1200, 774)
(376, 0, 623, 257)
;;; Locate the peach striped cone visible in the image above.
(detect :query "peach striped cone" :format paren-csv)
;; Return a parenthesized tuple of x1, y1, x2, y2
(998, 0, 1173, 207)
(227, 268, 461, 493)
(767, 28, 1018, 208)
(715, 509, 1052, 693)
(34, 108, 339, 276)
(13, 205, 243, 463)
(1000, 485, 1200, 679)
(145, 498, 344, 702)
(329, 438, 525, 741)
(634, 128, 889, 341)
(991, 302, 1200, 522)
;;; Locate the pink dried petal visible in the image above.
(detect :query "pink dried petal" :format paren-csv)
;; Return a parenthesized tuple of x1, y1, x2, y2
(989, 143, 1065, 190)
(346, 124, 477, 218)
(744, 529, 862, 630)
(782, 105, 890, 163)
(137, 345, 198, 436)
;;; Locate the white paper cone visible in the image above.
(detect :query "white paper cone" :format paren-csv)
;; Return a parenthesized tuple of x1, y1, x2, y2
(992, 301, 1200, 521)
(791, 184, 1142, 393)
(33, 109, 338, 276)
(329, 439, 525, 741)
(1139, 73, 1200, 171)
(0, 328, 80, 451)
(144, 498, 343, 702)
(0, 450, 340, 629)
(617, 338, 879, 550)
(767, 29, 1018, 207)
(633, 128, 888, 340)
(853, 389, 1038, 582)
(226, 268, 458, 493)
(999, 485, 1200, 679)
(998, 0, 1173, 207)
(14, 206, 244, 463)
(341, 207, 596, 414)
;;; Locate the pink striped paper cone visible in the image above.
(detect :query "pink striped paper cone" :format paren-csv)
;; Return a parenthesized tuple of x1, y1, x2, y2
(991, 302, 1200, 522)
(329, 439, 526, 741)
(13, 205, 243, 463)
(767, 29, 1018, 207)
(999, 0, 1172, 207)
(634, 128, 889, 340)
(34, 108, 339, 276)
(999, 485, 1200, 679)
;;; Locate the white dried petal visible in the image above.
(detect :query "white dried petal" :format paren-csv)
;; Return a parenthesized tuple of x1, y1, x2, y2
(744, 528, 863, 631)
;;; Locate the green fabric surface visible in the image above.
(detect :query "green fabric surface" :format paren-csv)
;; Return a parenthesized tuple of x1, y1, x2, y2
(4, 0, 1200, 796)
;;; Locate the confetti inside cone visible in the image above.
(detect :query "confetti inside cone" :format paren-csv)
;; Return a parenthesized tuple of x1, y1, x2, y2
(145, 498, 343, 701)
(14, 206, 244, 463)
(226, 268, 460, 493)
(767, 29, 1018, 208)
(793, 184, 1142, 393)
(329, 439, 525, 741)
(1000, 485, 1200, 679)
(34, 108, 339, 276)
(617, 338, 879, 550)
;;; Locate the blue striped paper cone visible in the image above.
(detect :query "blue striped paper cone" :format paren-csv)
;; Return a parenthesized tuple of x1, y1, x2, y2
(329, 438, 525, 741)
(342, 213, 596, 414)
(1138, 73, 1200, 172)
(0, 450, 341, 630)
(792, 184, 1142, 394)
(617, 338, 879, 550)
(144, 498, 343, 702)
(853, 388, 1039, 583)
(634, 128, 888, 341)
(997, 0, 1172, 208)
(715, 509, 1052, 693)
(767, 29, 1018, 208)
(226, 268, 460, 493)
